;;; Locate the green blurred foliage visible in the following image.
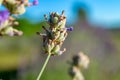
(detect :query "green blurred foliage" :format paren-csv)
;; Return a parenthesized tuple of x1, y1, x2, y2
(16, 19, 40, 36)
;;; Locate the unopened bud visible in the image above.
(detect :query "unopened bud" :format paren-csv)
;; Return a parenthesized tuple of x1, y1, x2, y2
(13, 21, 19, 25)
(13, 29, 23, 36)
(5, 0, 16, 5)
(0, 0, 3, 5)
(52, 17, 58, 24)
(51, 45, 60, 54)
(4, 27, 14, 36)
(13, 4, 26, 14)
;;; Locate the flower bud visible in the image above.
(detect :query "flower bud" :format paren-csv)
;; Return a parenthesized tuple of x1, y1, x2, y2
(4, 27, 14, 36)
(72, 52, 90, 69)
(54, 12, 59, 17)
(67, 27, 73, 31)
(13, 29, 23, 36)
(51, 45, 60, 54)
(13, 4, 26, 14)
(57, 30, 67, 41)
(52, 17, 58, 24)
(56, 48, 66, 55)
(44, 43, 51, 53)
(50, 41, 55, 50)
(5, 0, 16, 5)
(0, 20, 9, 30)
(0, 0, 3, 5)
(78, 52, 90, 69)
(57, 19, 66, 29)
(69, 66, 84, 80)
(44, 40, 55, 53)
(54, 31, 60, 40)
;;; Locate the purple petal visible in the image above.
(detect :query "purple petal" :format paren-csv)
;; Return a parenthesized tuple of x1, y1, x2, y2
(0, 10, 9, 24)
(32, 0, 39, 5)
(28, 0, 39, 6)
(66, 27, 73, 31)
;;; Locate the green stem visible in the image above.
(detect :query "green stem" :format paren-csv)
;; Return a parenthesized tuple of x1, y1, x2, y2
(36, 52, 52, 80)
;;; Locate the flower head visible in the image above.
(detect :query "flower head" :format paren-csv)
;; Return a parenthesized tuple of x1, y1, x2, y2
(37, 10, 73, 55)
(68, 52, 90, 80)
(72, 52, 90, 69)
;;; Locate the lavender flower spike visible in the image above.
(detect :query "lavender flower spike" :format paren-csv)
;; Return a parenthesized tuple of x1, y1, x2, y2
(37, 11, 71, 56)
(36, 11, 73, 80)
(0, 10, 9, 25)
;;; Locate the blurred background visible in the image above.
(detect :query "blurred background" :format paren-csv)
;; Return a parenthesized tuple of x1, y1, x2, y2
(0, 0, 120, 80)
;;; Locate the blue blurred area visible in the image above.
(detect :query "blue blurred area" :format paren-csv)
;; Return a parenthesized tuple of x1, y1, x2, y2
(1, 0, 120, 27)
(23, 0, 73, 22)
(22, 0, 120, 27)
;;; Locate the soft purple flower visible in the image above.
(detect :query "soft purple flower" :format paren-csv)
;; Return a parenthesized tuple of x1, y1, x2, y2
(27, 0, 39, 6)
(32, 0, 39, 5)
(66, 27, 73, 31)
(0, 10, 9, 24)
